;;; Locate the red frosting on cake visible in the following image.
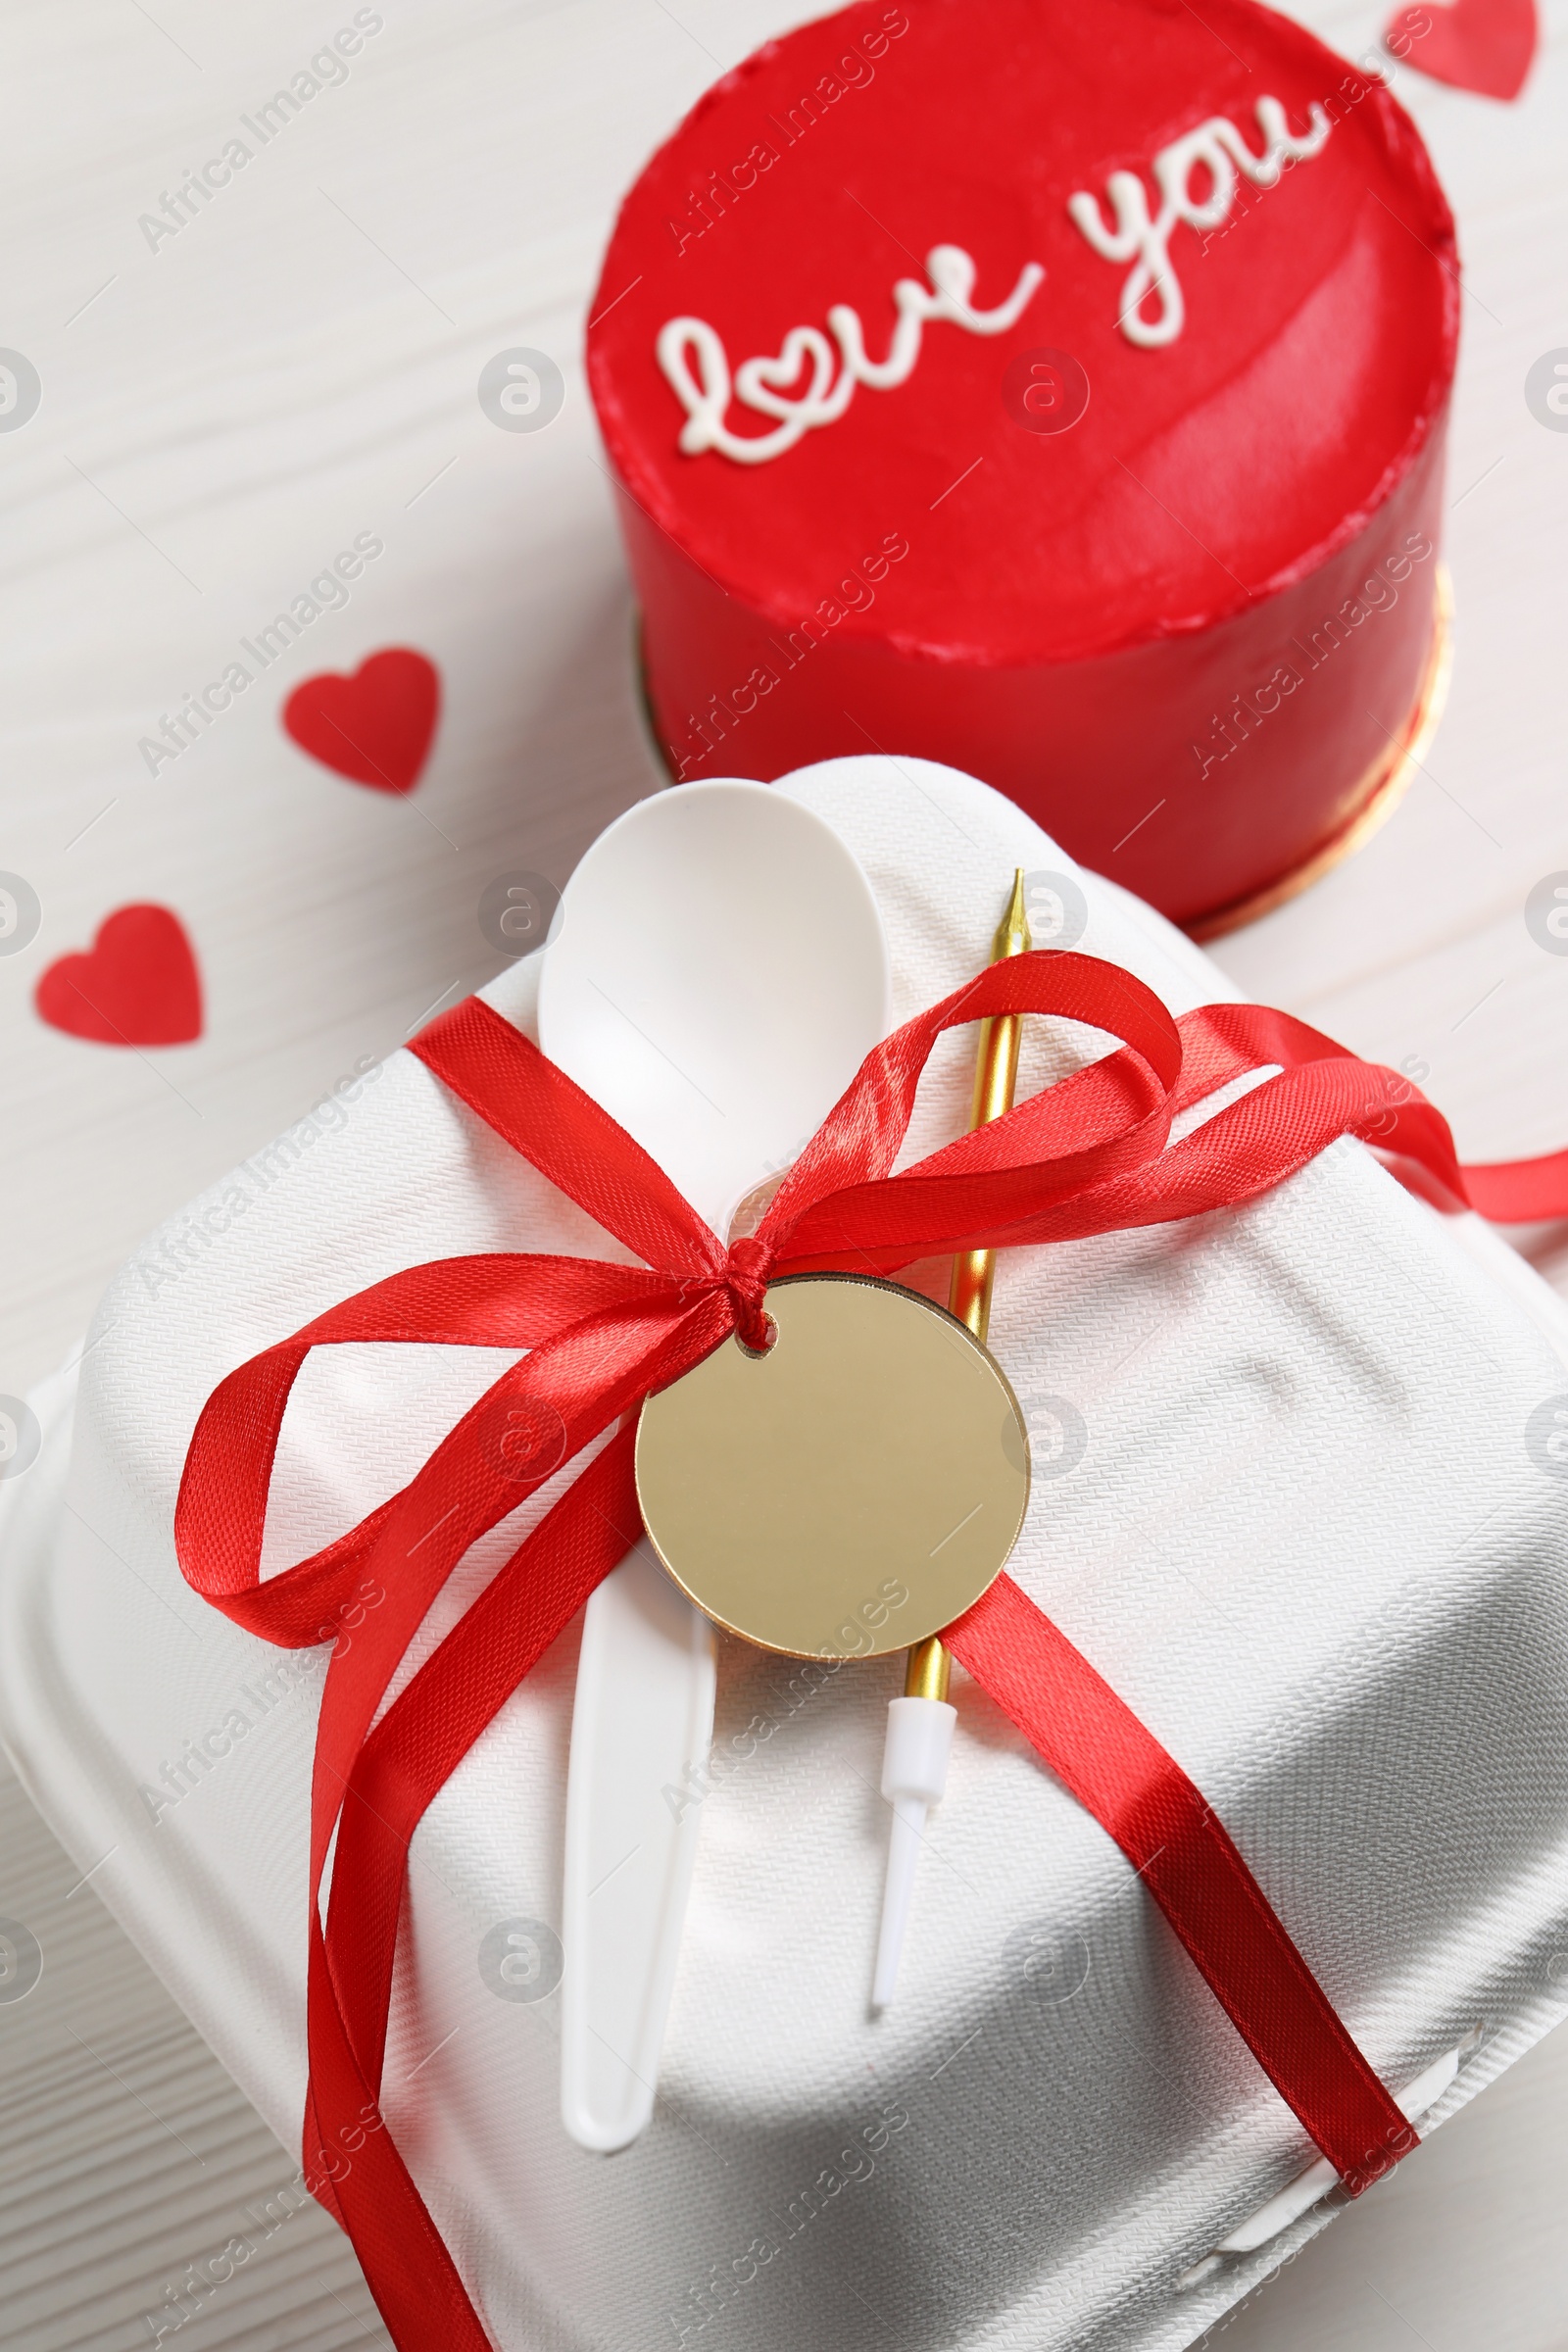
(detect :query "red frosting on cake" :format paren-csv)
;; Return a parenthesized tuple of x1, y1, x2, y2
(588, 0, 1458, 925)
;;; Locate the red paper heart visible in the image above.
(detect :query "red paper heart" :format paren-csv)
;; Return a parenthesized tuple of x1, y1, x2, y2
(1385, 0, 1538, 100)
(35, 904, 203, 1046)
(282, 648, 441, 794)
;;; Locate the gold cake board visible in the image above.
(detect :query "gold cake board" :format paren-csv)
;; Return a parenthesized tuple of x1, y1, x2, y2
(1186, 566, 1453, 944)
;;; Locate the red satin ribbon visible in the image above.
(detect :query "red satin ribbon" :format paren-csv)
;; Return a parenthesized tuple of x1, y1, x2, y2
(172, 953, 1566, 2347)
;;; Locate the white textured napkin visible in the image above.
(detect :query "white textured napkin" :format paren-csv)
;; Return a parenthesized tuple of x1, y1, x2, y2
(4, 756, 1568, 2352)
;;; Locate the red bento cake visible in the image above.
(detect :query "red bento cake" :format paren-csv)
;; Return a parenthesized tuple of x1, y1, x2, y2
(586, 0, 1457, 930)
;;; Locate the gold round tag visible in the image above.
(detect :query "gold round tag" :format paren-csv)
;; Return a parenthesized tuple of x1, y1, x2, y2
(635, 1275, 1030, 1660)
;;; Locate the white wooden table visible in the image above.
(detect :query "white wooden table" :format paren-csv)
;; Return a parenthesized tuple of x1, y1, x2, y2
(0, 0, 1564, 2344)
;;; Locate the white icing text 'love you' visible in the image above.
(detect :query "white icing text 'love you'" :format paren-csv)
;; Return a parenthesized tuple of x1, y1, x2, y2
(653, 96, 1331, 462)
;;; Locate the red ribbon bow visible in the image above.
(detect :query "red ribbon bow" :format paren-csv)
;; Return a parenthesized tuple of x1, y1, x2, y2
(172, 953, 1567, 2351)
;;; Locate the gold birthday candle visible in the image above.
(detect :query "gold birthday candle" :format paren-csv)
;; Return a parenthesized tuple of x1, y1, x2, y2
(873, 871, 1032, 2008)
(905, 868, 1032, 1707)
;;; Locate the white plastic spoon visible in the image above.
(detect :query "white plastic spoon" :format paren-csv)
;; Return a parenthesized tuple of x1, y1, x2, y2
(537, 778, 890, 2152)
